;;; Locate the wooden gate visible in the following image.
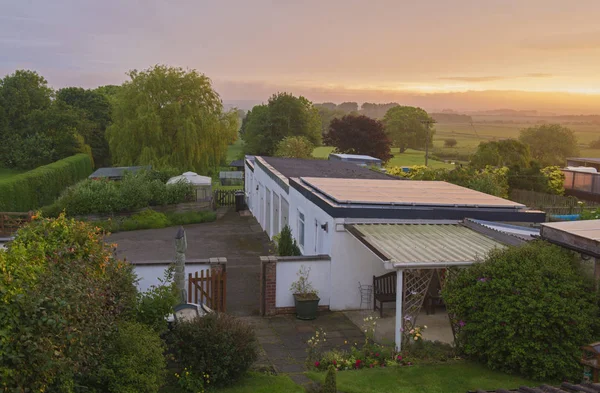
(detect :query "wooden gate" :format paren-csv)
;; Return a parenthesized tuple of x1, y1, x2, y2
(0, 212, 33, 236)
(213, 189, 237, 206)
(188, 269, 227, 312)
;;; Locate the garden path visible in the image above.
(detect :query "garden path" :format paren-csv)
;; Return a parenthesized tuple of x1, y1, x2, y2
(108, 208, 271, 316)
(243, 313, 365, 389)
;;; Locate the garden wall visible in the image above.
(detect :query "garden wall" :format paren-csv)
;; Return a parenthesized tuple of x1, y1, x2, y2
(261, 255, 331, 315)
(130, 258, 227, 293)
(0, 154, 93, 212)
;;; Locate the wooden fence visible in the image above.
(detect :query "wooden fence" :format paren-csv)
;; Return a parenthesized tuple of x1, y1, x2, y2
(213, 189, 237, 206)
(188, 269, 227, 312)
(0, 212, 33, 236)
(509, 189, 600, 215)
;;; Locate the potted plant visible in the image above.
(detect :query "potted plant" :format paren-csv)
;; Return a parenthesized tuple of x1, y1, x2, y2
(290, 265, 320, 320)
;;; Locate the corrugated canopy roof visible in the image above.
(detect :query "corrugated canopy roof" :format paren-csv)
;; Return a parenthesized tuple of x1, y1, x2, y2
(347, 223, 505, 268)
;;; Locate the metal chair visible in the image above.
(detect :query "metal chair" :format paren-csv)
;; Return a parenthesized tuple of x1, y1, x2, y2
(358, 282, 373, 310)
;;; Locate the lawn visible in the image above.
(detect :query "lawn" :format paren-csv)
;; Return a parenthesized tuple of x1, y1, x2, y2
(160, 372, 304, 393)
(0, 167, 25, 181)
(307, 362, 543, 393)
(227, 139, 244, 163)
(313, 146, 455, 169)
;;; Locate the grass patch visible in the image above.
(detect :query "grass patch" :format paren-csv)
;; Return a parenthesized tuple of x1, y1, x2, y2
(160, 372, 303, 393)
(226, 139, 244, 163)
(306, 362, 543, 393)
(95, 209, 217, 233)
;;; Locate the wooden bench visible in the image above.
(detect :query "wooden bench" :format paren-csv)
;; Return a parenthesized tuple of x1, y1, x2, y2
(373, 272, 397, 317)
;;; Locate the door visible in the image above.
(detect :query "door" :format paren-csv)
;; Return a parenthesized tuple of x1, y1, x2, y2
(273, 193, 280, 235)
(315, 219, 324, 254)
(265, 188, 271, 236)
(259, 184, 264, 226)
(281, 197, 289, 228)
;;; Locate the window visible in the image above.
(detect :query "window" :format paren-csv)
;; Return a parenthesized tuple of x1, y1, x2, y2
(298, 211, 305, 248)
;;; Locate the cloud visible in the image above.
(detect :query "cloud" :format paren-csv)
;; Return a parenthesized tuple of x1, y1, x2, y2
(438, 76, 507, 82)
(522, 31, 600, 51)
(525, 73, 553, 78)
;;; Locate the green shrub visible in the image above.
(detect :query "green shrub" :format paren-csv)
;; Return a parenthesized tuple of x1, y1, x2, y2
(443, 138, 458, 148)
(0, 153, 92, 211)
(166, 211, 217, 226)
(94, 210, 217, 233)
(168, 313, 259, 387)
(128, 209, 170, 229)
(136, 268, 180, 332)
(442, 241, 598, 381)
(93, 321, 166, 393)
(0, 214, 137, 390)
(322, 365, 337, 393)
(278, 225, 301, 256)
(48, 170, 195, 216)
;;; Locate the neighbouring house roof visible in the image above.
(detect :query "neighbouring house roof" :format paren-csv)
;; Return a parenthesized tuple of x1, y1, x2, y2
(540, 219, 600, 257)
(567, 157, 600, 164)
(346, 223, 505, 268)
(301, 177, 525, 209)
(89, 166, 151, 180)
(259, 156, 393, 180)
(463, 219, 539, 245)
(329, 153, 382, 162)
(230, 159, 244, 168)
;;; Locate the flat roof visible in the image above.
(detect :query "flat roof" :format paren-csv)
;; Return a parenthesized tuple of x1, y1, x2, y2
(89, 166, 150, 179)
(260, 156, 393, 180)
(541, 220, 600, 257)
(329, 153, 381, 161)
(300, 177, 525, 208)
(347, 223, 504, 268)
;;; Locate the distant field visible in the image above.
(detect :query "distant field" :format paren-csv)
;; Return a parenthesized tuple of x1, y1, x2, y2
(0, 168, 25, 181)
(226, 139, 244, 162)
(432, 121, 600, 159)
(313, 146, 454, 169)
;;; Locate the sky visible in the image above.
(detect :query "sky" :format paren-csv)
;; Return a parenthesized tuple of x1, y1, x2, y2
(2, 0, 600, 113)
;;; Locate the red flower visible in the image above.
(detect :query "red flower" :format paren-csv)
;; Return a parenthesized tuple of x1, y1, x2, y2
(370, 364, 374, 368)
(355, 359, 362, 369)
(314, 361, 320, 368)
(375, 353, 379, 357)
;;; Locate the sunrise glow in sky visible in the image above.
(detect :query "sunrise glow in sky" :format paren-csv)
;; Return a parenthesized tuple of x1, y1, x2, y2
(2, 0, 600, 112)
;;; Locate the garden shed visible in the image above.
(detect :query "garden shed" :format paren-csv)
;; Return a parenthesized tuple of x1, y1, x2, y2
(88, 165, 151, 181)
(167, 172, 212, 201)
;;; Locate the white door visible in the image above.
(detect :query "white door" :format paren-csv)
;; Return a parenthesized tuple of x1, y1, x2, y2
(265, 188, 271, 236)
(273, 193, 280, 235)
(259, 184, 264, 226)
(281, 197, 289, 228)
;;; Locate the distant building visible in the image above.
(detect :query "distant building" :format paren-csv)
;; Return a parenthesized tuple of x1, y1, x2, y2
(89, 166, 151, 181)
(563, 158, 600, 201)
(229, 159, 245, 171)
(566, 157, 600, 171)
(328, 153, 382, 168)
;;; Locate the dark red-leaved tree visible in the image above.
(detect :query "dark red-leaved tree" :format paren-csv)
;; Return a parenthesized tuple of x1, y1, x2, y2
(324, 115, 393, 163)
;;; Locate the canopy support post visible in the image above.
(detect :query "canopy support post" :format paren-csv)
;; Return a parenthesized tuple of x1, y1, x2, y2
(395, 269, 404, 352)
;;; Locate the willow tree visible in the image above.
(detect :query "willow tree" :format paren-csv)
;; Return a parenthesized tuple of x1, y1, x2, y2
(107, 65, 238, 173)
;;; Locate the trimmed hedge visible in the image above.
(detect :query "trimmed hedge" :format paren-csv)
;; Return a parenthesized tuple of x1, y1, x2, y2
(0, 154, 93, 212)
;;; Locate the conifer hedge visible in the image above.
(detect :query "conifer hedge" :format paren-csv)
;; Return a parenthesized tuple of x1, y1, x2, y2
(0, 153, 92, 211)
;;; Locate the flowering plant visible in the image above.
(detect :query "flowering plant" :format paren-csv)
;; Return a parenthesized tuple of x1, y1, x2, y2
(290, 265, 319, 299)
(175, 368, 210, 393)
(407, 325, 427, 343)
(306, 327, 327, 362)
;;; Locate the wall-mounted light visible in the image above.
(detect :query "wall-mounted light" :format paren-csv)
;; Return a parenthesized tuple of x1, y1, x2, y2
(256, 185, 259, 191)
(320, 222, 328, 232)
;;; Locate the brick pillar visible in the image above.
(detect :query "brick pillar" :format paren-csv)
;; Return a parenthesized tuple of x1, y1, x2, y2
(260, 256, 277, 316)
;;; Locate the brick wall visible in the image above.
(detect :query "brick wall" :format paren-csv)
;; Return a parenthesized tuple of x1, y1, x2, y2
(260, 256, 277, 316)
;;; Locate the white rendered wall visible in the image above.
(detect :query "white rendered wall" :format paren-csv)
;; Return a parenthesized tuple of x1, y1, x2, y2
(328, 228, 391, 311)
(247, 162, 290, 239)
(275, 258, 331, 308)
(133, 264, 211, 293)
(288, 186, 335, 256)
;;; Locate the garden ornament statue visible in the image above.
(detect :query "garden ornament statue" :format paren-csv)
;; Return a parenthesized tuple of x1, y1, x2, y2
(175, 226, 187, 300)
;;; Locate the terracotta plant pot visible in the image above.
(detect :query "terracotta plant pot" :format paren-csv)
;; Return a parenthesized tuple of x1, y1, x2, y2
(293, 293, 320, 320)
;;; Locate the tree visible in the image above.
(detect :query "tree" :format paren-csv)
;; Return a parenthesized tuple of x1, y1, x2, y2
(470, 139, 531, 169)
(241, 92, 321, 156)
(316, 105, 346, 136)
(56, 87, 112, 167)
(443, 241, 598, 380)
(315, 102, 337, 111)
(106, 65, 238, 173)
(324, 115, 393, 163)
(519, 124, 579, 166)
(361, 102, 399, 119)
(337, 101, 358, 113)
(274, 136, 314, 159)
(383, 106, 434, 153)
(444, 138, 458, 148)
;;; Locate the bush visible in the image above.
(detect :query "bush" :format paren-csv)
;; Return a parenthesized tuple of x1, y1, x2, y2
(0, 214, 137, 390)
(166, 210, 217, 226)
(442, 241, 598, 381)
(93, 209, 217, 233)
(0, 153, 93, 211)
(168, 313, 259, 387)
(322, 365, 337, 393)
(277, 225, 301, 256)
(589, 138, 600, 149)
(136, 268, 180, 332)
(46, 170, 195, 216)
(93, 321, 166, 393)
(444, 138, 458, 148)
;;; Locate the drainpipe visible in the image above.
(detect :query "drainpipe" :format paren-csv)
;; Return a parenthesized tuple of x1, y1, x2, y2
(395, 269, 404, 352)
(175, 226, 187, 302)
